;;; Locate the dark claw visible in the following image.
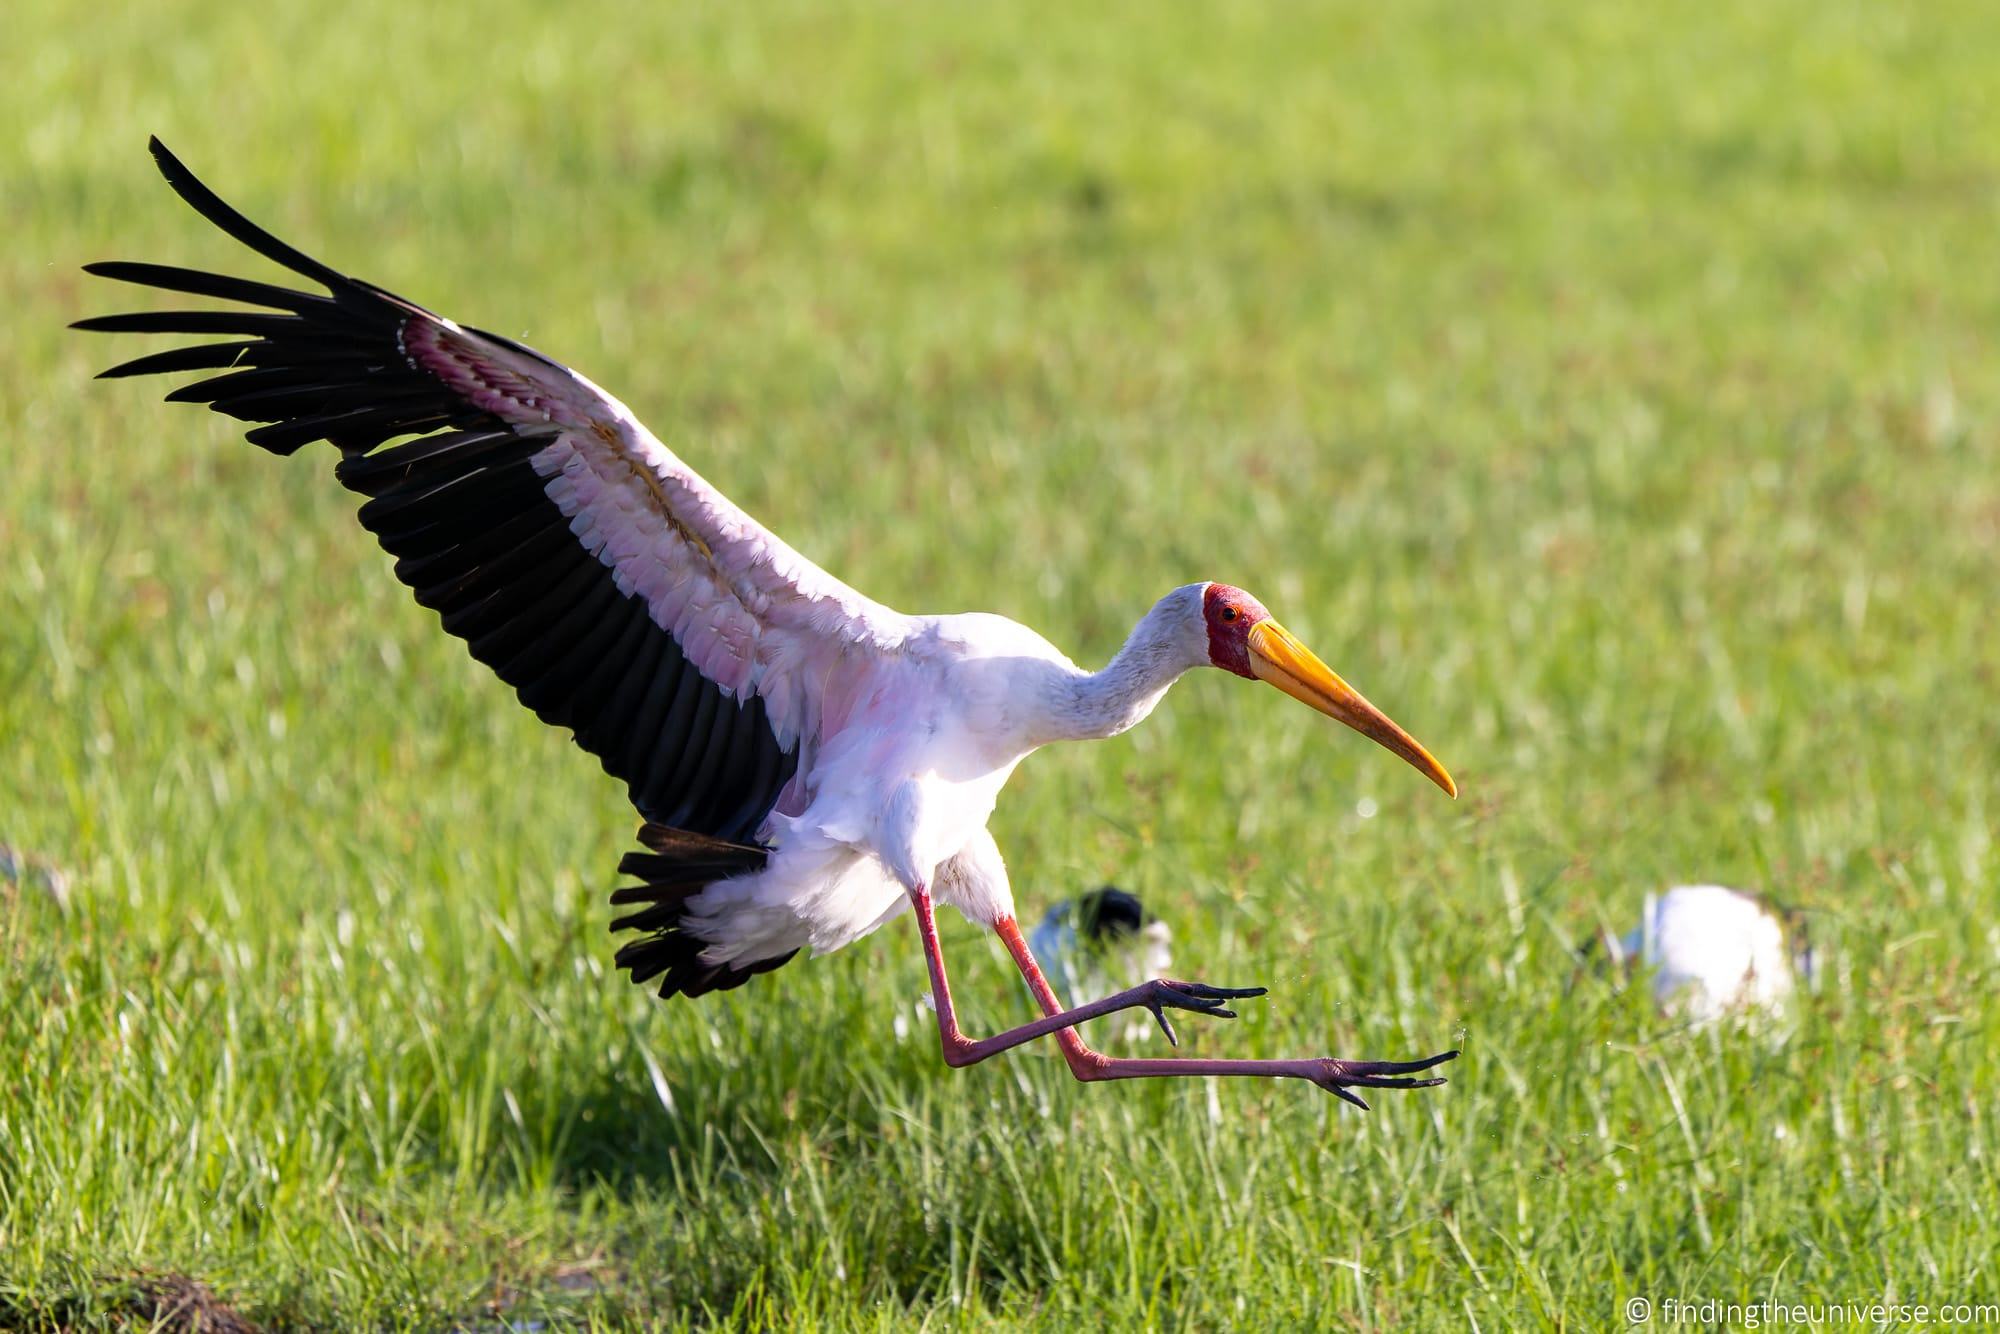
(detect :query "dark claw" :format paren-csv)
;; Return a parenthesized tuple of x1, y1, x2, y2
(1139, 979, 1266, 1045)
(1313, 1049, 1460, 1107)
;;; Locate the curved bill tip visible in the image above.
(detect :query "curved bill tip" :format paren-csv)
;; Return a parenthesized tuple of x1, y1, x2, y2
(1246, 619, 1458, 798)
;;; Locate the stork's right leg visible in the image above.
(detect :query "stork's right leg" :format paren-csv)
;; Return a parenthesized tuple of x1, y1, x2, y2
(988, 914, 1456, 1107)
(908, 888, 1455, 1106)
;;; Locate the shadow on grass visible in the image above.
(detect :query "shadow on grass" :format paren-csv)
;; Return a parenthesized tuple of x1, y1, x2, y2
(530, 975, 907, 1202)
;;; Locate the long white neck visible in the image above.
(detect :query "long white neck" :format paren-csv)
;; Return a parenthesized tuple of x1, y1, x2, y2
(1043, 584, 1211, 743)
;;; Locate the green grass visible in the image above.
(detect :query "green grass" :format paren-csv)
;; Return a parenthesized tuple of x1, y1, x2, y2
(5, 0, 1999, 1327)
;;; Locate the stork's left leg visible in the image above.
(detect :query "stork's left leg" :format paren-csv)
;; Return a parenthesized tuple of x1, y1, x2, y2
(909, 886, 1259, 1067)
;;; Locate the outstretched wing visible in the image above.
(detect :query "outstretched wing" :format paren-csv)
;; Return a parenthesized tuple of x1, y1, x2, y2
(77, 137, 907, 844)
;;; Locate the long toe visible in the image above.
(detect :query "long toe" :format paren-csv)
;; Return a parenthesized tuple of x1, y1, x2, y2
(1148, 981, 1256, 1014)
(1332, 1050, 1460, 1080)
(1162, 981, 1269, 1001)
(1342, 1073, 1451, 1090)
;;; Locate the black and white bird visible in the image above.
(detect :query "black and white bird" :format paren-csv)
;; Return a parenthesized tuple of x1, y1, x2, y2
(78, 140, 1461, 1106)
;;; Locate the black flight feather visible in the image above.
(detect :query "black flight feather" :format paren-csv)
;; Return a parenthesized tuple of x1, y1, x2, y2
(76, 138, 807, 996)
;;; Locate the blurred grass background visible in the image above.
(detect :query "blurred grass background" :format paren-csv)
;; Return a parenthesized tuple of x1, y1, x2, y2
(4, 0, 1998, 1327)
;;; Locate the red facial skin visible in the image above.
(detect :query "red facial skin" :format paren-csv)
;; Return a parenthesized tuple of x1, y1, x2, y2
(1202, 583, 1272, 678)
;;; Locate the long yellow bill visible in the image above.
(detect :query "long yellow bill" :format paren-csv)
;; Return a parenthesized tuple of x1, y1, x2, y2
(1246, 619, 1457, 798)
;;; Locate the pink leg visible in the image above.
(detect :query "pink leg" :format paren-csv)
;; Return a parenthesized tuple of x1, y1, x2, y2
(910, 887, 1259, 1064)
(909, 888, 1457, 1108)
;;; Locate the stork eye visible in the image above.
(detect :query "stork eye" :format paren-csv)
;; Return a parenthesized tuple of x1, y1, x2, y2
(1221, 607, 1238, 622)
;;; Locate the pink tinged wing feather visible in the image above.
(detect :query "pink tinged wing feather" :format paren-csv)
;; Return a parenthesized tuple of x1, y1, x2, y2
(400, 318, 908, 759)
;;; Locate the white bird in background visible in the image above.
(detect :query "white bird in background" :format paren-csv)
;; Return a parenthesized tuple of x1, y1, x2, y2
(79, 140, 1461, 1106)
(1610, 885, 1810, 1025)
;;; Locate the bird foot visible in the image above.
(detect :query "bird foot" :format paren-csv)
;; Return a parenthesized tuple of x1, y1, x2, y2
(1306, 1049, 1460, 1110)
(1141, 979, 1268, 1046)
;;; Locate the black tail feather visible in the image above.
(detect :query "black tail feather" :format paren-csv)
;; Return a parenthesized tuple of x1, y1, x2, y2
(610, 823, 797, 999)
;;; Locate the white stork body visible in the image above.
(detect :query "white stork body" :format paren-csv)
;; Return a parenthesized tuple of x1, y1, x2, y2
(686, 594, 1206, 966)
(80, 140, 1462, 1105)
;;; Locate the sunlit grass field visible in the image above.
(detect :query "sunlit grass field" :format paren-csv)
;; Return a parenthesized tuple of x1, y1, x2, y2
(5, 1, 1999, 1328)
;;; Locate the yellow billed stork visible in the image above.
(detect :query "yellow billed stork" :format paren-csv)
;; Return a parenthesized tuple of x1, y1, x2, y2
(78, 140, 1460, 1107)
